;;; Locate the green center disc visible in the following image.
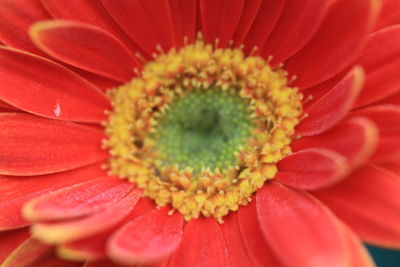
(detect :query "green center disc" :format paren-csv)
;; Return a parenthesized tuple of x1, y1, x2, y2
(151, 88, 254, 173)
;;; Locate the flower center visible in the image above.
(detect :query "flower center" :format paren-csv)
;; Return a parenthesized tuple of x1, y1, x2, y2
(104, 38, 303, 222)
(152, 88, 254, 173)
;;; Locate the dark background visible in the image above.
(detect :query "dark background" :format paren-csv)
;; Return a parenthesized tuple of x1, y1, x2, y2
(367, 245, 400, 267)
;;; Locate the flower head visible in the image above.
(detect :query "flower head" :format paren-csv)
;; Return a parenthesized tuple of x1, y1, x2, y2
(0, 0, 399, 266)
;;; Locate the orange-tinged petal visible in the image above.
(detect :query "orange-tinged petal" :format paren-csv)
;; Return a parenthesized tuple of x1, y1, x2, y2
(297, 66, 364, 136)
(168, 218, 231, 267)
(292, 117, 379, 167)
(0, 47, 111, 122)
(256, 182, 349, 267)
(31, 189, 142, 244)
(314, 164, 400, 249)
(30, 20, 141, 82)
(23, 177, 134, 221)
(276, 148, 349, 190)
(0, 113, 107, 176)
(108, 207, 183, 265)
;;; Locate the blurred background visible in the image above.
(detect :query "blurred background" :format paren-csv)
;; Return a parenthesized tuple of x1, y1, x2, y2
(367, 245, 400, 267)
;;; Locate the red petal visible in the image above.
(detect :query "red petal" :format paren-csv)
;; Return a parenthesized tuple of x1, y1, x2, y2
(292, 117, 379, 167)
(84, 261, 123, 267)
(32, 189, 142, 244)
(0, 163, 107, 230)
(41, 0, 142, 57)
(0, 228, 30, 263)
(0, 113, 107, 176)
(341, 224, 376, 267)
(231, 0, 262, 46)
(0, 0, 50, 56)
(376, 0, 400, 30)
(0, 47, 110, 122)
(261, 0, 330, 65)
(30, 20, 141, 82)
(256, 183, 349, 267)
(167, 0, 197, 47)
(168, 219, 230, 267)
(276, 148, 348, 190)
(314, 164, 400, 248)
(237, 200, 284, 267)
(2, 237, 79, 267)
(359, 25, 400, 73)
(352, 104, 400, 163)
(200, 0, 245, 48)
(240, 0, 285, 54)
(101, 0, 174, 55)
(356, 25, 400, 107)
(296, 67, 364, 136)
(24, 178, 134, 222)
(220, 213, 256, 267)
(59, 198, 156, 262)
(1, 238, 52, 267)
(286, 0, 379, 88)
(108, 207, 183, 265)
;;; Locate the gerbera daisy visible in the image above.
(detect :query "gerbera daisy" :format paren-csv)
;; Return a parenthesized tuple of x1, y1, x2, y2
(0, 0, 399, 266)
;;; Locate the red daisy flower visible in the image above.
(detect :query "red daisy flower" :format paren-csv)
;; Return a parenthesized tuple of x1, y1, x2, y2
(0, 0, 399, 267)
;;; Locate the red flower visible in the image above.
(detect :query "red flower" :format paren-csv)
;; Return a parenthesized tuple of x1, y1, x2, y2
(0, 0, 400, 266)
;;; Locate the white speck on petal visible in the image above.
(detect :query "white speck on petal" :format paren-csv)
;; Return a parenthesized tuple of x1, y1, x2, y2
(54, 102, 61, 117)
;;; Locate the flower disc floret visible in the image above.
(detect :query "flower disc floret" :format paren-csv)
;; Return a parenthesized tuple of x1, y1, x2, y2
(105, 39, 303, 221)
